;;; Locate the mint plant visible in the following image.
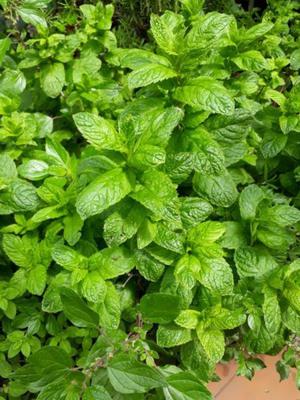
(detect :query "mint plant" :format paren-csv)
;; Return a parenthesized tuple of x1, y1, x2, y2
(1, 0, 300, 399)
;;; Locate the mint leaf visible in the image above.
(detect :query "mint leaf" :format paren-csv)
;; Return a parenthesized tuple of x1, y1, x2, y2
(73, 112, 126, 153)
(107, 354, 165, 394)
(76, 168, 132, 220)
(60, 288, 99, 328)
(140, 293, 182, 324)
(164, 372, 212, 400)
(40, 63, 65, 98)
(157, 324, 192, 348)
(128, 64, 177, 89)
(174, 77, 234, 115)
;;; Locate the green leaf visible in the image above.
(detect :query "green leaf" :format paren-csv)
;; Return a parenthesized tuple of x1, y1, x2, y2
(14, 346, 73, 389)
(175, 254, 200, 289)
(260, 132, 287, 159)
(129, 144, 166, 170)
(197, 258, 234, 295)
(18, 160, 49, 181)
(154, 222, 185, 254)
(60, 288, 99, 328)
(163, 372, 212, 400)
(263, 287, 281, 335)
(97, 282, 121, 329)
(260, 205, 300, 227)
(220, 221, 248, 249)
(150, 12, 184, 55)
(157, 324, 192, 348)
(63, 213, 83, 246)
(193, 171, 238, 208)
(73, 113, 126, 153)
(188, 221, 225, 246)
(10, 180, 40, 212)
(232, 51, 267, 72)
(239, 184, 265, 220)
(282, 306, 300, 333)
(186, 12, 233, 49)
(131, 170, 181, 225)
(40, 63, 65, 98)
(81, 272, 107, 303)
(242, 22, 273, 41)
(290, 49, 300, 70)
(2, 234, 31, 268)
(27, 265, 47, 295)
(118, 48, 171, 69)
(72, 53, 102, 84)
(135, 250, 165, 282)
(0, 153, 17, 187)
(0, 38, 10, 66)
(76, 168, 132, 220)
(211, 308, 246, 330)
(89, 246, 135, 279)
(180, 197, 213, 228)
(104, 203, 145, 247)
(284, 284, 300, 313)
(182, 128, 225, 174)
(128, 64, 177, 89)
(52, 244, 87, 271)
(196, 324, 225, 363)
(137, 218, 157, 249)
(174, 77, 234, 115)
(140, 293, 182, 324)
(83, 386, 112, 400)
(257, 223, 294, 250)
(175, 310, 200, 329)
(234, 246, 277, 278)
(17, 7, 47, 28)
(107, 354, 165, 394)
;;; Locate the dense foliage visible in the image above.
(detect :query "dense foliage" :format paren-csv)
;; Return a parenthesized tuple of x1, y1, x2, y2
(1, 0, 300, 398)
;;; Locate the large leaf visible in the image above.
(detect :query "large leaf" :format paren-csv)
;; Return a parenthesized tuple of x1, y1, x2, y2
(76, 168, 132, 220)
(193, 171, 238, 208)
(60, 288, 99, 328)
(128, 64, 177, 89)
(107, 354, 165, 394)
(174, 77, 234, 115)
(164, 372, 212, 400)
(73, 112, 126, 152)
(140, 293, 182, 324)
(40, 63, 65, 98)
